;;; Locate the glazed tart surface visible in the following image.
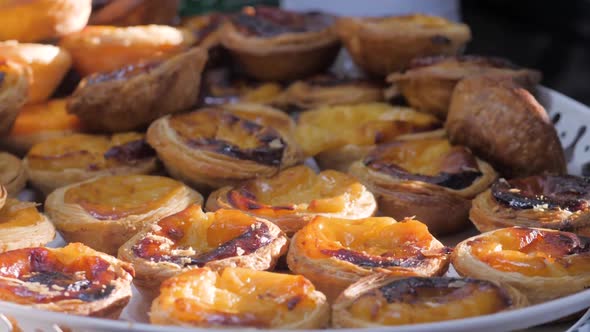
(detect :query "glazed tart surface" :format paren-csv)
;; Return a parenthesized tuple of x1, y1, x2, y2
(0, 198, 55, 252)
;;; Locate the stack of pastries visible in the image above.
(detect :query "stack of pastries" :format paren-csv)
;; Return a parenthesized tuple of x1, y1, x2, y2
(0, 2, 588, 330)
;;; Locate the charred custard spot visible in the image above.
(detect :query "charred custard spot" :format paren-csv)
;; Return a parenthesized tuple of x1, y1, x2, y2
(408, 55, 518, 70)
(227, 190, 295, 211)
(103, 139, 156, 164)
(368, 162, 482, 190)
(430, 35, 451, 45)
(85, 62, 161, 85)
(0, 71, 5, 87)
(320, 248, 431, 268)
(204, 311, 267, 328)
(232, 6, 333, 37)
(286, 296, 302, 310)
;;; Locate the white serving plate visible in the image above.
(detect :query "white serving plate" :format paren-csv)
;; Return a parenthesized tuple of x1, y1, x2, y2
(1, 86, 589, 332)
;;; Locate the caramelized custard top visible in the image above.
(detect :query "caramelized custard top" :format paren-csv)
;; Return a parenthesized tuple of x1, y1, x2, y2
(0, 199, 42, 229)
(232, 6, 334, 37)
(9, 99, 82, 136)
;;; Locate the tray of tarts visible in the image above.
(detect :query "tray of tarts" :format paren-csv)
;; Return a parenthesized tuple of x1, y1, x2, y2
(0, 4, 590, 332)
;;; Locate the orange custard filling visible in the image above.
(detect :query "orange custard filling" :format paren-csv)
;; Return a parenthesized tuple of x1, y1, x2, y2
(0, 198, 42, 229)
(9, 99, 81, 136)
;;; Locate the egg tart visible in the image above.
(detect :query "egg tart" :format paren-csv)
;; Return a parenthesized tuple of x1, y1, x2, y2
(207, 165, 376, 235)
(446, 75, 566, 178)
(0, 153, 26, 195)
(295, 103, 440, 171)
(387, 55, 542, 119)
(349, 138, 497, 235)
(221, 6, 339, 81)
(287, 216, 450, 302)
(0, 243, 133, 317)
(45, 175, 203, 256)
(23, 132, 158, 195)
(147, 105, 302, 192)
(0, 198, 55, 252)
(90, 0, 180, 26)
(182, 13, 228, 50)
(67, 47, 208, 133)
(0, 0, 91, 42)
(150, 267, 329, 328)
(453, 227, 590, 304)
(0, 59, 28, 136)
(60, 25, 195, 76)
(332, 275, 528, 327)
(336, 14, 471, 77)
(118, 205, 288, 289)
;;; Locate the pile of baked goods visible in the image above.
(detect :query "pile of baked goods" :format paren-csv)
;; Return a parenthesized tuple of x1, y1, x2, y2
(0, 1, 588, 330)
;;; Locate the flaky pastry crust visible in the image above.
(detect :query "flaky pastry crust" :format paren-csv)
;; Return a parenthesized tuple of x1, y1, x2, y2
(0, 198, 55, 252)
(0, 153, 26, 196)
(0, 60, 28, 136)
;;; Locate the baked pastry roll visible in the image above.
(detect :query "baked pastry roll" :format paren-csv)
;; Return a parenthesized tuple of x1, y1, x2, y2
(67, 47, 207, 133)
(150, 267, 329, 328)
(0, 243, 134, 318)
(387, 55, 542, 119)
(60, 25, 195, 76)
(118, 205, 288, 289)
(23, 132, 158, 195)
(0, 197, 55, 252)
(471, 175, 590, 236)
(0, 0, 91, 42)
(147, 105, 302, 191)
(349, 138, 497, 235)
(336, 14, 471, 77)
(295, 103, 440, 171)
(207, 165, 377, 235)
(0, 59, 28, 136)
(452, 227, 590, 304)
(446, 75, 566, 178)
(221, 6, 340, 81)
(287, 216, 450, 302)
(0, 153, 26, 195)
(90, 0, 180, 26)
(45, 175, 203, 256)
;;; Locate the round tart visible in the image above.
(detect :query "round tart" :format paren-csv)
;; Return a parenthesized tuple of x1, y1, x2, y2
(0, 243, 134, 318)
(332, 275, 528, 327)
(336, 14, 471, 77)
(0, 197, 55, 252)
(446, 75, 566, 178)
(150, 267, 329, 328)
(207, 165, 377, 235)
(147, 105, 302, 191)
(221, 6, 340, 81)
(23, 132, 158, 195)
(349, 138, 497, 235)
(387, 55, 542, 119)
(90, 0, 180, 26)
(45, 175, 203, 256)
(67, 47, 208, 133)
(118, 205, 288, 289)
(59, 25, 195, 76)
(0, 153, 26, 196)
(452, 227, 590, 304)
(471, 175, 590, 236)
(0, 0, 91, 42)
(0, 59, 28, 136)
(287, 216, 450, 302)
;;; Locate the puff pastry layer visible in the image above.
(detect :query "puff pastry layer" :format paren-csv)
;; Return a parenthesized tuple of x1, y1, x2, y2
(0, 197, 55, 252)
(0, 153, 27, 196)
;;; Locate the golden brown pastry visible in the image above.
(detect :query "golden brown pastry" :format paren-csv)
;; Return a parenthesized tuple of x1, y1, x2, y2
(0, 243, 134, 318)
(0, 59, 28, 136)
(45, 175, 203, 256)
(452, 227, 590, 304)
(287, 216, 450, 302)
(207, 165, 376, 235)
(60, 25, 195, 76)
(90, 0, 180, 26)
(336, 14, 471, 77)
(221, 6, 340, 81)
(67, 47, 208, 133)
(471, 175, 590, 236)
(182, 13, 227, 49)
(150, 267, 329, 328)
(23, 132, 158, 195)
(446, 76, 566, 178)
(387, 55, 542, 119)
(0, 197, 55, 252)
(349, 138, 497, 235)
(0, 152, 26, 195)
(0, 0, 91, 42)
(118, 205, 288, 289)
(147, 105, 302, 192)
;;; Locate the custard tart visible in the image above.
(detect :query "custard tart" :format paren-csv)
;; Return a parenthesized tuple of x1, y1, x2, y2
(332, 275, 528, 328)
(45, 175, 203, 256)
(0, 197, 55, 252)
(147, 105, 302, 192)
(471, 175, 590, 236)
(207, 165, 376, 235)
(118, 205, 288, 289)
(221, 6, 339, 81)
(0, 153, 26, 196)
(446, 75, 566, 178)
(452, 227, 590, 304)
(67, 47, 208, 133)
(349, 138, 497, 235)
(90, 0, 180, 26)
(23, 132, 158, 195)
(0, 59, 28, 136)
(150, 267, 329, 328)
(387, 55, 542, 119)
(287, 216, 450, 302)
(336, 14, 471, 77)
(0, 243, 133, 318)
